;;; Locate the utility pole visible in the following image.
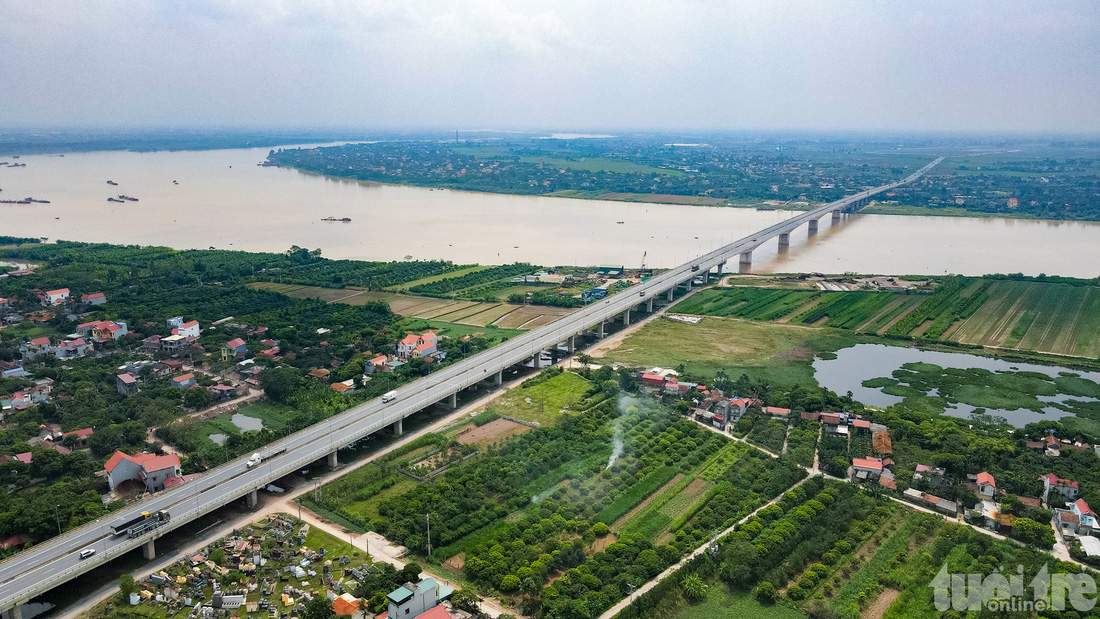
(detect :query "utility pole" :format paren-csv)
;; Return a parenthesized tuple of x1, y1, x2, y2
(426, 512, 431, 557)
(54, 504, 62, 535)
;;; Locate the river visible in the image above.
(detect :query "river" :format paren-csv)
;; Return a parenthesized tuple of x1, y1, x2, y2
(2, 145, 1099, 277)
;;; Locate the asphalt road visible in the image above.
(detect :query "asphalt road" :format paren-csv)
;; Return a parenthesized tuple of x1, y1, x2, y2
(0, 156, 941, 612)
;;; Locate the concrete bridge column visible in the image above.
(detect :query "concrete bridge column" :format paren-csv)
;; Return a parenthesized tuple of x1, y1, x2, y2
(808, 219, 818, 235)
(598, 320, 605, 338)
(567, 335, 575, 354)
(448, 392, 457, 408)
(666, 288, 674, 302)
(327, 452, 338, 468)
(717, 261, 726, 278)
(142, 539, 156, 561)
(646, 298, 654, 312)
(778, 232, 790, 250)
(246, 488, 258, 508)
(739, 251, 752, 273)
(9, 603, 25, 619)
(685, 278, 692, 291)
(392, 418, 404, 436)
(832, 210, 841, 224)
(494, 370, 503, 386)
(622, 310, 631, 326)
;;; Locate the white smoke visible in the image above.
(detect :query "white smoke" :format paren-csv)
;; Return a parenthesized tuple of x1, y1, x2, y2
(607, 423, 624, 469)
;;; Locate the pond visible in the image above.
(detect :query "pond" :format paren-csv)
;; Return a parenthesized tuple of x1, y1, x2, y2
(207, 413, 266, 445)
(812, 344, 1100, 427)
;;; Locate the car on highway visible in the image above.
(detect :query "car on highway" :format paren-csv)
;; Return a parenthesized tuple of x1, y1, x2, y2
(78, 548, 96, 559)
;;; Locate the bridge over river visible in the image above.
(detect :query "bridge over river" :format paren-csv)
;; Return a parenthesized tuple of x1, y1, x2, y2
(0, 157, 942, 618)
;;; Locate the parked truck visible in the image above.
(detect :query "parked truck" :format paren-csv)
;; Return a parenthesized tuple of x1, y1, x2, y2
(110, 510, 170, 538)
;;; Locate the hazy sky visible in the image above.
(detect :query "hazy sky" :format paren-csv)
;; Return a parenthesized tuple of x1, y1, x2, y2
(2, 1, 1098, 133)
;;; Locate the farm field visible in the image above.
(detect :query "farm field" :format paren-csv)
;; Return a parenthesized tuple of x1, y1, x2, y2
(672, 276, 1100, 358)
(382, 264, 488, 291)
(249, 281, 577, 330)
(596, 314, 861, 385)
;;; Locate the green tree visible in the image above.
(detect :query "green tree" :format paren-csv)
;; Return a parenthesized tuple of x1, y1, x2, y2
(303, 593, 335, 619)
(500, 574, 521, 592)
(450, 589, 481, 613)
(754, 581, 776, 604)
(681, 572, 708, 601)
(118, 573, 138, 601)
(183, 387, 212, 409)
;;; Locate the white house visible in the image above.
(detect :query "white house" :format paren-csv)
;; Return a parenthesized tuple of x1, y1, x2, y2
(174, 320, 200, 338)
(852, 457, 883, 481)
(81, 292, 107, 305)
(397, 332, 438, 359)
(1041, 473, 1080, 504)
(40, 288, 70, 306)
(105, 451, 182, 492)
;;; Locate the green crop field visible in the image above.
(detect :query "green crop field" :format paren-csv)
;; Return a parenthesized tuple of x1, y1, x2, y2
(668, 587, 805, 619)
(487, 370, 592, 426)
(673, 278, 1100, 359)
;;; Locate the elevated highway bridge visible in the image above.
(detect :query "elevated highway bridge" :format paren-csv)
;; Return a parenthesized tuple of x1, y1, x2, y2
(0, 156, 941, 617)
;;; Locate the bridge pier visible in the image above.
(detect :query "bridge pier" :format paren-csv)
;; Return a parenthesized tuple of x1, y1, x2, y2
(832, 210, 841, 224)
(685, 278, 692, 291)
(447, 392, 457, 408)
(247, 488, 258, 509)
(392, 418, 404, 436)
(778, 232, 790, 250)
(646, 298, 654, 312)
(327, 451, 338, 468)
(716, 261, 726, 278)
(739, 251, 752, 273)
(666, 288, 674, 302)
(622, 310, 631, 326)
(598, 320, 605, 339)
(494, 369, 502, 386)
(808, 219, 818, 235)
(567, 335, 575, 353)
(8, 603, 24, 619)
(142, 539, 156, 561)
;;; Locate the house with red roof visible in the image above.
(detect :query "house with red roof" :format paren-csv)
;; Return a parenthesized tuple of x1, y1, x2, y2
(171, 373, 197, 389)
(172, 320, 200, 338)
(81, 292, 107, 306)
(19, 336, 54, 359)
(62, 427, 94, 449)
(105, 451, 182, 492)
(640, 373, 666, 388)
(332, 593, 362, 617)
(397, 332, 438, 359)
(976, 472, 996, 498)
(852, 457, 883, 481)
(765, 406, 790, 420)
(55, 338, 92, 359)
(117, 373, 139, 396)
(1072, 499, 1099, 535)
(92, 321, 128, 340)
(1041, 473, 1079, 504)
(852, 419, 872, 433)
(39, 288, 70, 306)
(225, 338, 247, 354)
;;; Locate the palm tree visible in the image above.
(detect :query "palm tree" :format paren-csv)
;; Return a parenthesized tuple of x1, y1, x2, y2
(681, 572, 709, 601)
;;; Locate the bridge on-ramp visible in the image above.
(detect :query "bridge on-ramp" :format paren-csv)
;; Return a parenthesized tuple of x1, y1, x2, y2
(0, 156, 941, 618)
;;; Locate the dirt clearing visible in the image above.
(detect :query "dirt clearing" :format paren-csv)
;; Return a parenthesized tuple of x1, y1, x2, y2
(457, 418, 531, 447)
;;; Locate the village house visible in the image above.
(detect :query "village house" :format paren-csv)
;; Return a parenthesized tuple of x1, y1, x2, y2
(912, 464, 946, 487)
(80, 292, 107, 305)
(1057, 499, 1100, 538)
(173, 320, 201, 338)
(117, 373, 140, 395)
(160, 333, 189, 352)
(765, 406, 790, 420)
(55, 338, 93, 359)
(224, 338, 247, 355)
(92, 321, 128, 340)
(105, 451, 182, 492)
(20, 336, 54, 359)
(139, 334, 162, 353)
(397, 332, 438, 359)
(39, 288, 70, 306)
(308, 368, 331, 380)
(1041, 473, 1080, 505)
(1045, 435, 1061, 457)
(852, 457, 883, 481)
(821, 412, 848, 435)
(386, 577, 454, 619)
(0, 361, 26, 379)
(62, 427, 94, 449)
(171, 373, 197, 389)
(976, 472, 996, 498)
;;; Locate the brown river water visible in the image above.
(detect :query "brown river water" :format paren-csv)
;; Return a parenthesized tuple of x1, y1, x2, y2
(1, 144, 1098, 277)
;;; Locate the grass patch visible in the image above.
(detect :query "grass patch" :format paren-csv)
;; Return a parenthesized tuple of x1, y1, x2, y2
(489, 371, 591, 426)
(594, 465, 679, 524)
(383, 265, 488, 291)
(669, 585, 805, 619)
(599, 316, 861, 386)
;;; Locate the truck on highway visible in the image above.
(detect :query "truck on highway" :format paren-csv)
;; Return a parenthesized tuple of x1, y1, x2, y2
(382, 390, 397, 403)
(246, 448, 286, 468)
(110, 510, 170, 538)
